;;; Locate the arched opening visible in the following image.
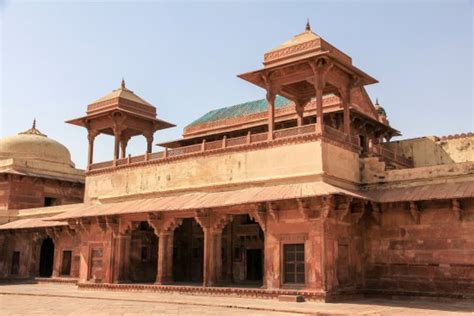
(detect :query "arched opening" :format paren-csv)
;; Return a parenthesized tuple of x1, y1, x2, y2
(172, 218, 204, 284)
(221, 214, 264, 286)
(129, 221, 158, 283)
(39, 237, 55, 277)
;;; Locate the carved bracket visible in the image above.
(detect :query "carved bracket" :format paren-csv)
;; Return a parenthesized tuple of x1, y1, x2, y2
(267, 202, 279, 223)
(250, 203, 267, 232)
(297, 198, 311, 220)
(212, 214, 233, 233)
(321, 195, 335, 219)
(452, 199, 463, 221)
(370, 202, 382, 225)
(146, 212, 163, 236)
(339, 196, 353, 221)
(162, 217, 183, 234)
(409, 201, 420, 224)
(195, 209, 211, 231)
(97, 216, 107, 232)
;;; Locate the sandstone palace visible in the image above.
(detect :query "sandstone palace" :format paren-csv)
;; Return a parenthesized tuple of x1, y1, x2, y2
(0, 23, 472, 301)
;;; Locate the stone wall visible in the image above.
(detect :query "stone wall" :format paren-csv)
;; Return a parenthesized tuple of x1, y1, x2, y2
(365, 199, 474, 297)
(385, 135, 473, 168)
(85, 141, 325, 202)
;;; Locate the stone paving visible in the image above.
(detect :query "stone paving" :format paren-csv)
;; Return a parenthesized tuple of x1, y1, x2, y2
(0, 283, 473, 315)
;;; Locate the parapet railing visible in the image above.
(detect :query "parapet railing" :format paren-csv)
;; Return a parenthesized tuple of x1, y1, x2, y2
(88, 124, 363, 172)
(368, 143, 413, 168)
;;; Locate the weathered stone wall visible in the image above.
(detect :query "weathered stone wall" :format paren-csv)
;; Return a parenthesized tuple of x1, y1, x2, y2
(385, 136, 473, 168)
(321, 142, 360, 184)
(85, 141, 325, 202)
(323, 218, 366, 296)
(365, 198, 474, 297)
(0, 175, 84, 211)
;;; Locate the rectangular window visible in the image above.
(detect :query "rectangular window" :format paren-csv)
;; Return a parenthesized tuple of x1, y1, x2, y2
(11, 251, 20, 275)
(61, 251, 72, 276)
(283, 244, 305, 284)
(44, 197, 58, 207)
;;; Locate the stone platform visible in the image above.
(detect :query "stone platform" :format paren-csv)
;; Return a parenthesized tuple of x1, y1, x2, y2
(77, 282, 326, 301)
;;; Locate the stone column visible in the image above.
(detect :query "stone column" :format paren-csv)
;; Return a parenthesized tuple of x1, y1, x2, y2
(113, 233, 131, 283)
(340, 88, 351, 136)
(310, 58, 333, 135)
(113, 127, 121, 161)
(266, 91, 276, 140)
(295, 100, 304, 127)
(315, 85, 324, 135)
(120, 136, 130, 159)
(145, 133, 154, 154)
(156, 232, 173, 284)
(87, 130, 98, 168)
(203, 230, 221, 286)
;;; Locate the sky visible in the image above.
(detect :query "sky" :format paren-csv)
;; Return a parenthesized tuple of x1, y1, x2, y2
(0, 0, 472, 169)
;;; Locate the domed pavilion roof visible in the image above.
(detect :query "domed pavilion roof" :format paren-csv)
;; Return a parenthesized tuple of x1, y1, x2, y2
(0, 120, 84, 183)
(0, 120, 75, 168)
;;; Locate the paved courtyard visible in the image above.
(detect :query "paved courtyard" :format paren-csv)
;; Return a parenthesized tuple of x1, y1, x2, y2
(0, 283, 473, 315)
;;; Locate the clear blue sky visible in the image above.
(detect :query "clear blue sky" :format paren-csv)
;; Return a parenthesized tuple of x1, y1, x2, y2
(1, 0, 472, 169)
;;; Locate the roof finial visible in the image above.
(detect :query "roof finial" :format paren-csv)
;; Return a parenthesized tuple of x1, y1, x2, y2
(121, 78, 126, 89)
(375, 98, 379, 105)
(32, 118, 36, 129)
(305, 19, 311, 32)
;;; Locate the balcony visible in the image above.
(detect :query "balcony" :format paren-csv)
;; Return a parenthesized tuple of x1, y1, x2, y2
(87, 124, 408, 173)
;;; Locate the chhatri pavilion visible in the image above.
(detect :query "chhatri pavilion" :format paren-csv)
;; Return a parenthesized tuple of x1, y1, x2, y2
(0, 23, 472, 301)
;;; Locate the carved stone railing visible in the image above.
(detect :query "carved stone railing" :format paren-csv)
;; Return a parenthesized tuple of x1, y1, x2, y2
(369, 143, 413, 168)
(88, 124, 366, 172)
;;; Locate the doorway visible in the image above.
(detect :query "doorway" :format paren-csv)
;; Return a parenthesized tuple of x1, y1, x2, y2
(246, 249, 263, 281)
(39, 237, 55, 277)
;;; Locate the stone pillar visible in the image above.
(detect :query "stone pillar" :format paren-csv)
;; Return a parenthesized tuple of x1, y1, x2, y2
(156, 232, 173, 284)
(145, 133, 154, 154)
(266, 91, 276, 140)
(295, 100, 304, 127)
(87, 130, 98, 168)
(120, 136, 130, 159)
(315, 86, 324, 135)
(113, 127, 121, 161)
(113, 233, 131, 283)
(341, 88, 351, 136)
(310, 58, 332, 135)
(203, 230, 221, 286)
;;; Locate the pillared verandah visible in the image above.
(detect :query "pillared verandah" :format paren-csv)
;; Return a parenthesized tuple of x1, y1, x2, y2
(0, 22, 472, 301)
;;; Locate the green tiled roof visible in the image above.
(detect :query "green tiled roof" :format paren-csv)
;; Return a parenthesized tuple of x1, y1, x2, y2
(187, 96, 291, 127)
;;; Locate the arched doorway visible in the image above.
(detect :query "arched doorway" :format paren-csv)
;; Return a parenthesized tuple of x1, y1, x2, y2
(39, 237, 55, 277)
(129, 221, 158, 283)
(172, 218, 204, 284)
(221, 214, 264, 286)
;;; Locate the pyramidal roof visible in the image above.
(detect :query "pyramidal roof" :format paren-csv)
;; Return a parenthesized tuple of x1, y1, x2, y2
(268, 21, 321, 53)
(91, 79, 152, 106)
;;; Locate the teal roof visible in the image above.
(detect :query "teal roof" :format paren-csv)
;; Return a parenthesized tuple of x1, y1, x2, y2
(187, 96, 292, 127)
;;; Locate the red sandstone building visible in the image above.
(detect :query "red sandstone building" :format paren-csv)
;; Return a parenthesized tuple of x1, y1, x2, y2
(0, 24, 472, 300)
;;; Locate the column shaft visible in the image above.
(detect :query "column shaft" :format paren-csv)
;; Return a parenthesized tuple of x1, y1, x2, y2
(316, 87, 324, 134)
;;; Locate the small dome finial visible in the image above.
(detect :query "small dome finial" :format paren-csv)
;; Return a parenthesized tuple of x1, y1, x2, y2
(305, 19, 311, 32)
(32, 118, 36, 129)
(121, 78, 126, 89)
